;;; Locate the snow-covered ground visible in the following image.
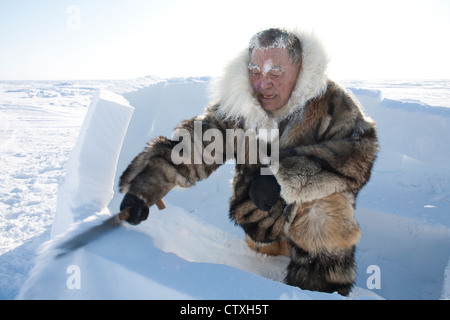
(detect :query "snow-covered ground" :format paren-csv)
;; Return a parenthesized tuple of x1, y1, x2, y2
(0, 77, 449, 300)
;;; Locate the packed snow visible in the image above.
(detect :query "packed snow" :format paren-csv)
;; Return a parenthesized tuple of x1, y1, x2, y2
(0, 77, 449, 300)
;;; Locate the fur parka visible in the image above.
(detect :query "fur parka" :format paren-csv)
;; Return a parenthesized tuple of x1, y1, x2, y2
(119, 30, 378, 296)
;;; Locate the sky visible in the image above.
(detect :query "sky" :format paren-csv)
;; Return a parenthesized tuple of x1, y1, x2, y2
(0, 0, 449, 81)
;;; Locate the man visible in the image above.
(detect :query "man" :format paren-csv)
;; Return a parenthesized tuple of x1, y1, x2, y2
(119, 28, 378, 296)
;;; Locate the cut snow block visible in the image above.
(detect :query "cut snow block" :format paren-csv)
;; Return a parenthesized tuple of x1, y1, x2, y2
(51, 89, 134, 238)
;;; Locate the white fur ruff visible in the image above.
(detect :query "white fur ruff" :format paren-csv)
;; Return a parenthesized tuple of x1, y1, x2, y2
(209, 29, 330, 132)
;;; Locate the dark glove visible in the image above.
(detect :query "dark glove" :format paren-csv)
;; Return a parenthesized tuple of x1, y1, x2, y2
(249, 173, 281, 211)
(120, 193, 149, 225)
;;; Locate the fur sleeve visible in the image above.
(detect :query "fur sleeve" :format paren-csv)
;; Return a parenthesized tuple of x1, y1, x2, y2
(119, 104, 231, 206)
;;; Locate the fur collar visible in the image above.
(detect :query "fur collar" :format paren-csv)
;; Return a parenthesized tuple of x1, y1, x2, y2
(209, 29, 330, 131)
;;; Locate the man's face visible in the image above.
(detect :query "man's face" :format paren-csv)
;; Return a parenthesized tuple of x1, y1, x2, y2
(249, 47, 301, 112)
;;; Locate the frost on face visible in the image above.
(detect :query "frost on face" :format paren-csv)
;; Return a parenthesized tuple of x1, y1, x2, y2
(263, 59, 285, 74)
(248, 60, 285, 75)
(248, 62, 261, 73)
(248, 32, 289, 76)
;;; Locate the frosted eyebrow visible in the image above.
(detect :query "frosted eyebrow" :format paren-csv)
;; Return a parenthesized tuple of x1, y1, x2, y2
(267, 65, 284, 73)
(248, 62, 261, 72)
(248, 62, 284, 74)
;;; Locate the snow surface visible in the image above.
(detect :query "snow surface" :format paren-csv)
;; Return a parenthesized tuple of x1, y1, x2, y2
(1, 77, 449, 300)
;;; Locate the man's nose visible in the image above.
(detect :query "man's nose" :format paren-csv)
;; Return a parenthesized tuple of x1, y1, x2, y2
(257, 76, 273, 92)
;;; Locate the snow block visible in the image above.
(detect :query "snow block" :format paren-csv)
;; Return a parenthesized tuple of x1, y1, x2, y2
(51, 89, 134, 237)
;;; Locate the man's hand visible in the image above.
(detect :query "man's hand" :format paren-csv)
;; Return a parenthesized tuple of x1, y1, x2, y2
(120, 193, 149, 225)
(249, 173, 281, 211)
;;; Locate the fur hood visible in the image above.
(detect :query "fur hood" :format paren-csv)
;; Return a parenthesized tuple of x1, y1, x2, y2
(209, 29, 330, 131)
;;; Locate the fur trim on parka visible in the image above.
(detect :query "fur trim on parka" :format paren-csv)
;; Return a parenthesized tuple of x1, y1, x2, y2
(209, 29, 330, 131)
